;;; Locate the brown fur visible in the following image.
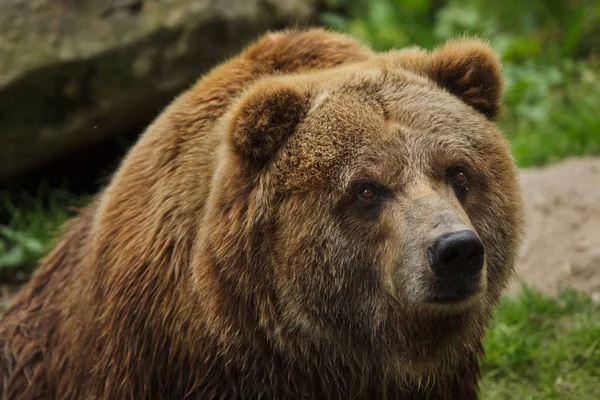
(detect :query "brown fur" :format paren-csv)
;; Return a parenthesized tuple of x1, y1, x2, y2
(0, 28, 524, 399)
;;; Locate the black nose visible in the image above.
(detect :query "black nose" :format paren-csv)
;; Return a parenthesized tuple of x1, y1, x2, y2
(428, 230, 484, 280)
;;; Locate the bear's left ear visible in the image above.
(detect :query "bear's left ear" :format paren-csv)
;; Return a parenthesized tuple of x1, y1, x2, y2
(229, 81, 309, 168)
(427, 39, 503, 120)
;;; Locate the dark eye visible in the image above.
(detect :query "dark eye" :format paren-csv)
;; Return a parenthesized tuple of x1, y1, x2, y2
(447, 166, 469, 201)
(357, 183, 379, 203)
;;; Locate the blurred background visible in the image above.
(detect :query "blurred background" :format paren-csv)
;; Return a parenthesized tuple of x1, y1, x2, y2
(0, 1, 599, 398)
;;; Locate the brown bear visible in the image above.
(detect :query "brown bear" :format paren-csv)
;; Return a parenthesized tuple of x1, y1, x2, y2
(0, 28, 524, 399)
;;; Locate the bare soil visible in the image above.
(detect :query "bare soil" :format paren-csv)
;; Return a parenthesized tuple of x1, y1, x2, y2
(512, 157, 600, 302)
(1, 157, 599, 313)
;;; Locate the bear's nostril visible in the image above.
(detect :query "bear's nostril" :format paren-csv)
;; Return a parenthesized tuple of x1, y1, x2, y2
(427, 247, 437, 267)
(439, 249, 458, 264)
(465, 249, 481, 265)
(429, 230, 484, 280)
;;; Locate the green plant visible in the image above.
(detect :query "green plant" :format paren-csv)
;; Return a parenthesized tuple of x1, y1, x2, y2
(482, 286, 600, 399)
(321, 0, 438, 50)
(0, 185, 84, 281)
(501, 60, 600, 166)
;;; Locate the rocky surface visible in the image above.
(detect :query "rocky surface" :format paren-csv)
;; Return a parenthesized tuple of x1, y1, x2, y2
(0, 0, 319, 179)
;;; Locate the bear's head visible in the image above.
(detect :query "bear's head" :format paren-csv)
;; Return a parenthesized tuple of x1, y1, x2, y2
(198, 39, 524, 376)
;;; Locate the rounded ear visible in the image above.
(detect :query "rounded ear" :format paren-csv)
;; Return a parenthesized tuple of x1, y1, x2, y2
(229, 81, 309, 167)
(427, 39, 503, 120)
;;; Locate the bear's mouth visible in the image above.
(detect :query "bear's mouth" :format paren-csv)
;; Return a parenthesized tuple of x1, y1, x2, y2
(425, 285, 477, 305)
(423, 272, 486, 306)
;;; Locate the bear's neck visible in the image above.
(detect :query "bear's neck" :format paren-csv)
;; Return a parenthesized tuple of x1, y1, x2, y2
(172, 271, 480, 400)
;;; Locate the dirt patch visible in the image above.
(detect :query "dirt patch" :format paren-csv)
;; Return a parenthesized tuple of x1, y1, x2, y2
(1, 157, 600, 313)
(512, 157, 600, 301)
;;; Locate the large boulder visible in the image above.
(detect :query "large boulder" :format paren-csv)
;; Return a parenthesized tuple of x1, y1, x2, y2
(0, 0, 319, 179)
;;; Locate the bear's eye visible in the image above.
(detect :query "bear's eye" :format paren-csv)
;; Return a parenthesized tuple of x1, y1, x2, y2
(357, 183, 379, 203)
(447, 166, 469, 201)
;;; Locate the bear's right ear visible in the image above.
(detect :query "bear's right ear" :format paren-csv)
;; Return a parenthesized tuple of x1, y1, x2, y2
(427, 39, 503, 120)
(229, 82, 309, 168)
(390, 39, 503, 120)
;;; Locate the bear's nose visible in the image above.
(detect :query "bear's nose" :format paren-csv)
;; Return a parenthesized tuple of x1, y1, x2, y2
(428, 230, 484, 280)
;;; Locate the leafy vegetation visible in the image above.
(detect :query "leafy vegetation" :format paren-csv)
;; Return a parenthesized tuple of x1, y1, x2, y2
(0, 186, 85, 281)
(481, 287, 600, 399)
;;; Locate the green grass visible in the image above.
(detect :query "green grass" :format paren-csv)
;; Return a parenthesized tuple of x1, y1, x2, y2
(481, 287, 600, 399)
(0, 185, 85, 280)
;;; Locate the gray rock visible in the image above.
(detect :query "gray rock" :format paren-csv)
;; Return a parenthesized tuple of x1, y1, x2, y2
(0, 0, 319, 179)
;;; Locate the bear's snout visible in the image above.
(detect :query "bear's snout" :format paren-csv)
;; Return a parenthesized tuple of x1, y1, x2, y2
(428, 230, 484, 280)
(421, 229, 486, 305)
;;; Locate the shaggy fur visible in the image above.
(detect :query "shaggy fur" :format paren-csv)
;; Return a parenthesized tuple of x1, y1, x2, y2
(0, 28, 523, 399)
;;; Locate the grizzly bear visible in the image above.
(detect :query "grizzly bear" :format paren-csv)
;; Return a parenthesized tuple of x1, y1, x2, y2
(0, 28, 523, 399)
